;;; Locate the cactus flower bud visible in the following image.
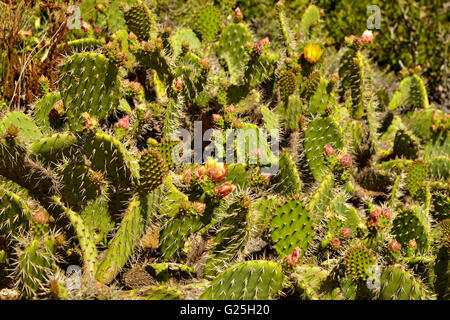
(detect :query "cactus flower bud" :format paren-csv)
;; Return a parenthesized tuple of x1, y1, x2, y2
(331, 237, 341, 249)
(324, 144, 335, 155)
(226, 104, 235, 113)
(193, 166, 207, 181)
(81, 21, 91, 32)
(117, 115, 130, 129)
(408, 239, 417, 248)
(234, 7, 243, 21)
(284, 247, 301, 266)
(381, 208, 391, 219)
(388, 239, 401, 252)
(212, 114, 222, 122)
(261, 172, 271, 183)
(341, 228, 352, 239)
(360, 30, 374, 44)
(340, 156, 352, 168)
(18, 29, 32, 40)
(49, 100, 65, 119)
(214, 181, 234, 199)
(182, 168, 192, 184)
(368, 209, 381, 227)
(32, 211, 49, 224)
(175, 77, 183, 91)
(128, 32, 137, 40)
(192, 202, 206, 215)
(275, 1, 284, 8)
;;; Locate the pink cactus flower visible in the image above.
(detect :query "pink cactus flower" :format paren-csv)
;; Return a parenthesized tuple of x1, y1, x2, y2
(253, 41, 264, 54)
(260, 37, 270, 46)
(94, 26, 102, 34)
(207, 162, 228, 183)
(81, 21, 91, 32)
(324, 144, 335, 156)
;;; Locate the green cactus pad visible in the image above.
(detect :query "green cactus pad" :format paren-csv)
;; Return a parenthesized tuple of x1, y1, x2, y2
(217, 23, 253, 83)
(270, 151, 302, 196)
(393, 129, 420, 159)
(203, 196, 251, 277)
(408, 74, 429, 109)
(139, 148, 168, 195)
(392, 206, 430, 253)
(144, 285, 185, 300)
(427, 156, 450, 181)
(201, 260, 283, 300)
(12, 235, 58, 298)
(96, 194, 150, 284)
(278, 95, 303, 131)
(300, 5, 320, 38)
(169, 28, 201, 58)
(307, 173, 335, 220)
(159, 215, 203, 261)
(83, 131, 139, 189)
(380, 264, 432, 300)
(60, 53, 121, 131)
(33, 92, 62, 133)
(0, 111, 42, 144)
(405, 160, 427, 197)
(304, 116, 344, 181)
(344, 245, 376, 281)
(30, 132, 77, 165)
(193, 5, 221, 42)
(53, 197, 98, 276)
(301, 70, 321, 100)
(269, 196, 315, 258)
(123, 4, 157, 41)
(278, 70, 297, 101)
(292, 264, 329, 300)
(0, 185, 32, 236)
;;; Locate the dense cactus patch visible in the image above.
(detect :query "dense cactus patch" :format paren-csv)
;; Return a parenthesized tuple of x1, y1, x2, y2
(0, 0, 448, 301)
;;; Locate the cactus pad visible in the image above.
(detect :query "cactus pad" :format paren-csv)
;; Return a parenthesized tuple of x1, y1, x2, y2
(269, 196, 315, 258)
(201, 260, 283, 300)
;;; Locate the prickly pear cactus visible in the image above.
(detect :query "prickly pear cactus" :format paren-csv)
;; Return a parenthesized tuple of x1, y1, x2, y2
(200, 260, 283, 300)
(0, 0, 447, 302)
(269, 196, 315, 259)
